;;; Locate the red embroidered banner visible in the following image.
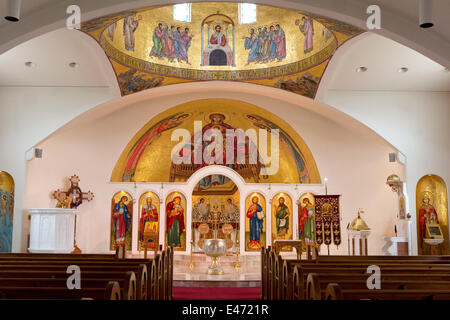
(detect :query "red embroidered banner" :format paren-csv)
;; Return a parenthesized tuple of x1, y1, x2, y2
(314, 195, 341, 246)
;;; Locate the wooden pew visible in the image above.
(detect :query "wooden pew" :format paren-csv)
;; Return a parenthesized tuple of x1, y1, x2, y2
(0, 253, 119, 260)
(262, 248, 450, 300)
(301, 271, 450, 300)
(267, 250, 276, 300)
(324, 282, 450, 300)
(0, 255, 157, 300)
(0, 261, 149, 297)
(280, 256, 450, 300)
(290, 261, 450, 301)
(0, 281, 122, 300)
(316, 255, 450, 262)
(167, 246, 174, 300)
(261, 247, 268, 300)
(0, 264, 140, 300)
(261, 244, 450, 301)
(158, 249, 172, 300)
(0, 250, 170, 301)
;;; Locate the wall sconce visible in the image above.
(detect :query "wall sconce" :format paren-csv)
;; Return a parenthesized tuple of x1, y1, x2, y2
(386, 174, 402, 193)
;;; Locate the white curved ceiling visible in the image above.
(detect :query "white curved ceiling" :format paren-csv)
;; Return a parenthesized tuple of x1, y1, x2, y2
(0, 28, 114, 87)
(325, 33, 450, 92)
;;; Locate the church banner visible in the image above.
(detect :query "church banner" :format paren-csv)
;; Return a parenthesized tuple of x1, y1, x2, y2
(314, 195, 341, 246)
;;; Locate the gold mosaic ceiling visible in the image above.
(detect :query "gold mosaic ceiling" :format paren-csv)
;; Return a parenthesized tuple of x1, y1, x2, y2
(81, 2, 364, 98)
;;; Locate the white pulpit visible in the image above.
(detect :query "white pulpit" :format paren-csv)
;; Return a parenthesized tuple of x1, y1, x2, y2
(28, 208, 78, 253)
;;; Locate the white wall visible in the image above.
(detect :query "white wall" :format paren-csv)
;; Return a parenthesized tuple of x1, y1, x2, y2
(0, 86, 114, 251)
(322, 90, 450, 254)
(23, 82, 405, 255)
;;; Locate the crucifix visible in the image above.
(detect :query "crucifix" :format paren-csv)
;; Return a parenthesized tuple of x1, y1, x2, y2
(52, 175, 94, 254)
(53, 175, 94, 209)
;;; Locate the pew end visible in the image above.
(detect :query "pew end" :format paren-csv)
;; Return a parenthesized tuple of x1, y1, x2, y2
(105, 281, 122, 300)
(325, 283, 343, 300)
(306, 273, 321, 300)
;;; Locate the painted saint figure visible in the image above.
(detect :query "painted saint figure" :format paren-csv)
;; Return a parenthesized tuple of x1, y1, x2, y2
(245, 113, 309, 182)
(140, 197, 158, 244)
(244, 28, 259, 64)
(0, 172, 14, 253)
(274, 24, 286, 61)
(178, 28, 192, 64)
(210, 25, 227, 46)
(261, 27, 271, 62)
(244, 24, 285, 64)
(299, 197, 315, 246)
(173, 27, 181, 58)
(0, 195, 7, 225)
(275, 197, 290, 238)
(419, 194, 440, 246)
(222, 198, 239, 223)
(122, 112, 190, 181)
(150, 24, 192, 64)
(166, 196, 185, 248)
(298, 16, 314, 53)
(163, 25, 176, 61)
(192, 198, 210, 222)
(247, 196, 264, 249)
(149, 23, 164, 58)
(269, 25, 277, 60)
(123, 14, 142, 52)
(112, 196, 132, 248)
(107, 22, 117, 41)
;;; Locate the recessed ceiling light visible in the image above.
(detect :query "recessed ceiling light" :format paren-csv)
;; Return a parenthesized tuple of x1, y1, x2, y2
(4, 16, 19, 22)
(356, 66, 368, 73)
(24, 61, 36, 68)
(398, 67, 409, 73)
(69, 62, 79, 68)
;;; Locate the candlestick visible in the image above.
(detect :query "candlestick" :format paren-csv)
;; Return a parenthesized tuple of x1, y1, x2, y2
(71, 215, 82, 254)
(189, 240, 195, 271)
(234, 237, 241, 269)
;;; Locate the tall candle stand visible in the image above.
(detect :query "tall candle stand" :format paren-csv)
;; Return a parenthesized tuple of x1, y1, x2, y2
(189, 228, 195, 270)
(71, 215, 82, 254)
(234, 238, 241, 269)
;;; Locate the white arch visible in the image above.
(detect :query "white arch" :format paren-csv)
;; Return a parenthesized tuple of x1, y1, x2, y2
(187, 165, 246, 194)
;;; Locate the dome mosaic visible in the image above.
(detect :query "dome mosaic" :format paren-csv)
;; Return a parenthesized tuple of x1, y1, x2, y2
(81, 2, 363, 97)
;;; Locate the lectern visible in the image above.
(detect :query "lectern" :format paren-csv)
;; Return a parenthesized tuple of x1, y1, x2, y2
(28, 208, 78, 253)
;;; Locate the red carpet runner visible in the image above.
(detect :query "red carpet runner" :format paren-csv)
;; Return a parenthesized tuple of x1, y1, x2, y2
(173, 287, 261, 300)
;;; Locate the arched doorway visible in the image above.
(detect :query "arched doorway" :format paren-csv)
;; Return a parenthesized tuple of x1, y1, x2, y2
(191, 174, 240, 253)
(209, 49, 227, 65)
(416, 174, 449, 255)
